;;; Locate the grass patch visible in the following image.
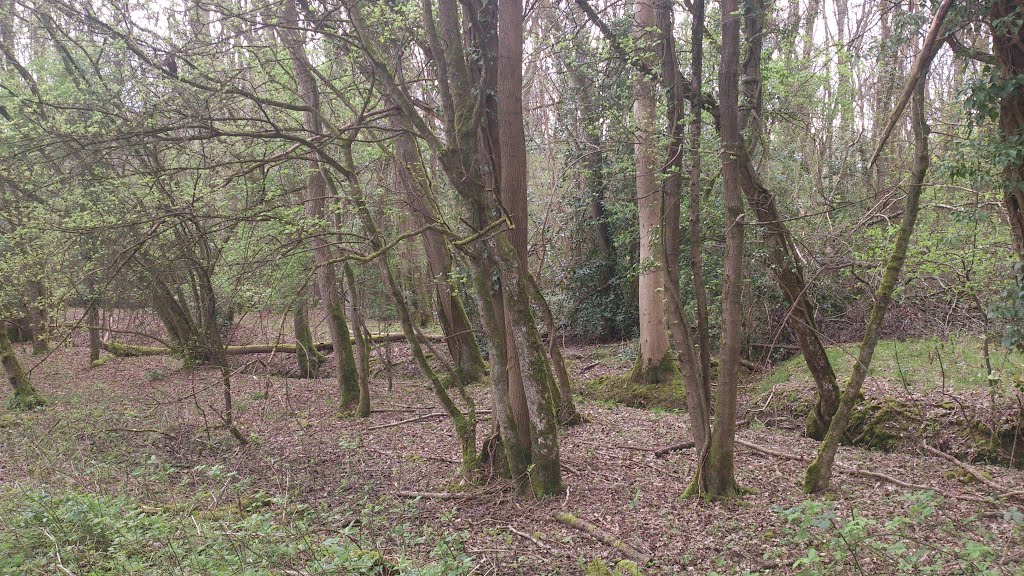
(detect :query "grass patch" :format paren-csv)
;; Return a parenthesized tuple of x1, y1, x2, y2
(760, 335, 1024, 394)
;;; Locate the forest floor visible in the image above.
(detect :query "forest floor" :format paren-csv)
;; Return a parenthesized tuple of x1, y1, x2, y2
(3, 339, 1024, 575)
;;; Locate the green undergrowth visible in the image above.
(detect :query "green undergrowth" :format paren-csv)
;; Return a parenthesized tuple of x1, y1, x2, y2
(774, 491, 1024, 575)
(760, 336, 1024, 394)
(0, 382, 475, 576)
(0, 488, 474, 576)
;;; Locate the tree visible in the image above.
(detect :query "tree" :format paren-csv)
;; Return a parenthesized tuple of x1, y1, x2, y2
(631, 0, 673, 386)
(805, 69, 933, 494)
(277, 0, 363, 415)
(0, 317, 44, 409)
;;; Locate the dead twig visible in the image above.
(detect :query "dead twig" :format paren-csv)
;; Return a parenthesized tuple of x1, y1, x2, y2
(104, 427, 178, 440)
(365, 410, 492, 431)
(507, 525, 553, 551)
(736, 438, 994, 504)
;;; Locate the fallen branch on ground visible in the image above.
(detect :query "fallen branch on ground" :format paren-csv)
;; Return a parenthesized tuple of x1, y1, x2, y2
(508, 525, 553, 551)
(654, 441, 695, 458)
(735, 438, 993, 504)
(365, 410, 492, 431)
(101, 333, 445, 358)
(922, 443, 1020, 501)
(104, 427, 178, 440)
(551, 512, 651, 566)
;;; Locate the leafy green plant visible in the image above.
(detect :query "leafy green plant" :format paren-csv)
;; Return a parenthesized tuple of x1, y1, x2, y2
(777, 492, 1018, 575)
(0, 489, 475, 576)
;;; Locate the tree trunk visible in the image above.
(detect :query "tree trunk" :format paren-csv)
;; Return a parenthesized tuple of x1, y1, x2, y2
(26, 280, 48, 355)
(689, 0, 744, 499)
(497, 0, 535, 452)
(528, 274, 582, 425)
(392, 124, 484, 382)
(632, 0, 672, 385)
(341, 142, 479, 478)
(293, 296, 325, 378)
(350, 0, 563, 496)
(278, 0, 361, 411)
(735, 0, 839, 440)
(804, 78, 930, 494)
(991, 0, 1024, 259)
(656, 0, 684, 295)
(344, 263, 372, 417)
(688, 0, 713, 393)
(87, 296, 101, 364)
(1, 320, 44, 409)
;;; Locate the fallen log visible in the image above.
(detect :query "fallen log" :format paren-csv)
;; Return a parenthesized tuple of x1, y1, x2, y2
(654, 441, 695, 458)
(100, 333, 444, 358)
(551, 512, 651, 566)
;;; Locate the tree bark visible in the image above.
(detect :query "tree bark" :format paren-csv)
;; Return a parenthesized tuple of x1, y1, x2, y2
(734, 0, 839, 440)
(350, 0, 563, 497)
(632, 0, 672, 385)
(278, 0, 361, 411)
(26, 280, 48, 355)
(392, 120, 485, 382)
(689, 0, 744, 499)
(496, 0, 534, 452)
(991, 0, 1024, 259)
(1, 319, 44, 409)
(344, 262, 372, 417)
(528, 274, 581, 425)
(804, 78, 930, 494)
(293, 295, 325, 378)
(688, 0, 712, 393)
(87, 296, 101, 364)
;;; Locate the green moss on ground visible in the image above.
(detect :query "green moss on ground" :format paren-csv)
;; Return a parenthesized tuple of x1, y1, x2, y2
(846, 398, 921, 452)
(584, 367, 686, 410)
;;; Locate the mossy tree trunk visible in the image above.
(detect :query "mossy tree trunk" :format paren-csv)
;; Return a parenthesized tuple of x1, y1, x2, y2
(991, 0, 1024, 261)
(25, 280, 49, 355)
(339, 141, 479, 477)
(391, 123, 485, 382)
(277, 0, 361, 412)
(87, 296, 101, 364)
(349, 0, 563, 497)
(1, 321, 44, 409)
(293, 296, 325, 378)
(686, 0, 713, 394)
(528, 274, 582, 425)
(343, 262, 371, 418)
(804, 77, 931, 494)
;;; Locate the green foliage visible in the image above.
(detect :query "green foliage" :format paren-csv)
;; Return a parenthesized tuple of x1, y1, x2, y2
(777, 492, 1020, 574)
(0, 488, 475, 576)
